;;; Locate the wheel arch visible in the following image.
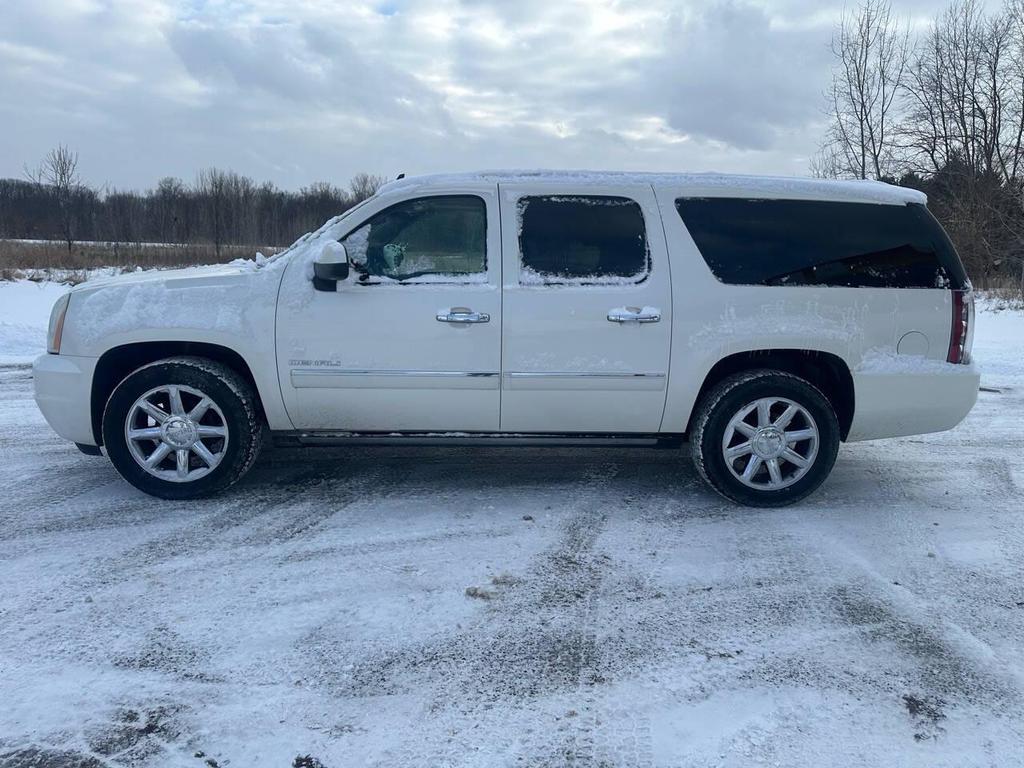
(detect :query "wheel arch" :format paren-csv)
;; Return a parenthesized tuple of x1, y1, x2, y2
(91, 341, 264, 445)
(686, 349, 855, 441)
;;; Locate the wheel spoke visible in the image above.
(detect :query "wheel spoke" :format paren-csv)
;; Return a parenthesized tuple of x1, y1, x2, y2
(145, 442, 171, 467)
(189, 397, 213, 421)
(774, 404, 798, 430)
(725, 441, 753, 460)
(756, 400, 772, 428)
(196, 425, 227, 438)
(168, 386, 185, 417)
(742, 455, 763, 481)
(733, 421, 757, 439)
(139, 400, 170, 425)
(781, 448, 809, 467)
(192, 441, 217, 467)
(766, 458, 783, 486)
(785, 428, 816, 443)
(176, 448, 189, 478)
(128, 427, 162, 441)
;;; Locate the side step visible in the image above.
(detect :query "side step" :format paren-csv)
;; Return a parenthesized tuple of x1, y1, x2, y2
(275, 432, 685, 449)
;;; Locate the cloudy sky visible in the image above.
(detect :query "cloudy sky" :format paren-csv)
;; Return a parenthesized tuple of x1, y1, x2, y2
(0, 0, 952, 191)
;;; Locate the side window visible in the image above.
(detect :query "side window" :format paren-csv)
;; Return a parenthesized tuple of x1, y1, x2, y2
(517, 195, 649, 284)
(341, 195, 486, 282)
(675, 197, 968, 289)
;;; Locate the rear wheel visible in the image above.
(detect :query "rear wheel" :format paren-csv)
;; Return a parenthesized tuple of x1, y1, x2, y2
(691, 370, 840, 507)
(102, 356, 263, 499)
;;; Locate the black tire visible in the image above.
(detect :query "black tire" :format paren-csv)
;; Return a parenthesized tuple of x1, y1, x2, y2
(691, 370, 840, 507)
(102, 356, 264, 499)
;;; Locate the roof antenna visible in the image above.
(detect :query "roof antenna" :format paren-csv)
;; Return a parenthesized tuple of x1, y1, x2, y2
(396, 173, 405, 180)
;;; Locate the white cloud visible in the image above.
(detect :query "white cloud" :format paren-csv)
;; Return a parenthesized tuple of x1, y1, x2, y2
(0, 0, 951, 189)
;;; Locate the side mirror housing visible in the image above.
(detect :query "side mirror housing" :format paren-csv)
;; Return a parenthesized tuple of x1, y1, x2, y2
(313, 241, 350, 291)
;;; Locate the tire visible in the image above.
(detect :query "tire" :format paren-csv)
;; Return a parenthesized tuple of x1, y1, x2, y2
(691, 369, 840, 507)
(102, 356, 264, 499)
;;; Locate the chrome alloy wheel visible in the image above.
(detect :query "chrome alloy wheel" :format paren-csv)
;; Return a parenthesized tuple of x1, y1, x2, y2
(124, 384, 229, 483)
(721, 397, 819, 491)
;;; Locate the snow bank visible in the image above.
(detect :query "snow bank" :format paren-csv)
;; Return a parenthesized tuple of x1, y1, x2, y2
(973, 298, 1024, 387)
(0, 280, 69, 364)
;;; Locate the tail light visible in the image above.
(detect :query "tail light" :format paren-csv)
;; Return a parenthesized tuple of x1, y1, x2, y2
(946, 289, 973, 364)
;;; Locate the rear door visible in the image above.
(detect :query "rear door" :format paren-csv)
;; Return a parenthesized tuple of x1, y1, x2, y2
(498, 183, 672, 433)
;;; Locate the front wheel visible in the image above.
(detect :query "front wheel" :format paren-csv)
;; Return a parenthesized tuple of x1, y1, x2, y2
(102, 357, 264, 499)
(691, 370, 840, 507)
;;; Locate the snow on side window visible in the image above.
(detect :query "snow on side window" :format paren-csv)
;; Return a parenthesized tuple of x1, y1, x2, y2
(517, 196, 650, 285)
(340, 195, 487, 283)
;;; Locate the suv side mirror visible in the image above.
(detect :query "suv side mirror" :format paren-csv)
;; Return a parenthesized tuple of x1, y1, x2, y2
(313, 241, 350, 291)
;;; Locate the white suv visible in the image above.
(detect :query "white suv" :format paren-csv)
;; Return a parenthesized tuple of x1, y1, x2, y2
(33, 171, 979, 506)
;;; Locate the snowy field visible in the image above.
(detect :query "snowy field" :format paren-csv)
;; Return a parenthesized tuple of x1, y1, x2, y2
(1, 280, 1023, 767)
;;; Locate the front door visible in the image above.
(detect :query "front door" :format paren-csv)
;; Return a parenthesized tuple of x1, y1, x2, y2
(498, 182, 673, 433)
(276, 185, 502, 432)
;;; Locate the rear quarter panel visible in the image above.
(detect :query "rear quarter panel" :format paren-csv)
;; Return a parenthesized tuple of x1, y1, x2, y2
(655, 187, 974, 440)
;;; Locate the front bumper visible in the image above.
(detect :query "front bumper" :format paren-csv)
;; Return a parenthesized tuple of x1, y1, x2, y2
(33, 353, 99, 446)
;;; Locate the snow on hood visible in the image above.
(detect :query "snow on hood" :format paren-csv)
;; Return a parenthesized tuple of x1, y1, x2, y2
(62, 208, 367, 353)
(68, 263, 259, 295)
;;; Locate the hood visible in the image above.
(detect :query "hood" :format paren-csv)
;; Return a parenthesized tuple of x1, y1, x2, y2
(69, 263, 259, 295)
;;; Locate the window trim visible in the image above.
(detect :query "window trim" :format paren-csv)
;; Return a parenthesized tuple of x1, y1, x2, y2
(338, 193, 489, 285)
(515, 194, 652, 287)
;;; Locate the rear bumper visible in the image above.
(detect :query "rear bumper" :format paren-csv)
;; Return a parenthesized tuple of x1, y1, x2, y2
(846, 367, 980, 442)
(33, 353, 99, 446)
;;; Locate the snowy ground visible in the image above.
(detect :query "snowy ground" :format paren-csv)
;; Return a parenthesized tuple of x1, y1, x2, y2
(1, 281, 1024, 767)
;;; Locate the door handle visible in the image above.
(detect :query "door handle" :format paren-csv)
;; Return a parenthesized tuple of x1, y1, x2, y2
(607, 306, 661, 324)
(437, 307, 490, 324)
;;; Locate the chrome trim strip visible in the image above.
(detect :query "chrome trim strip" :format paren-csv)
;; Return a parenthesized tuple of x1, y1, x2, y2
(293, 369, 499, 377)
(502, 371, 667, 392)
(505, 372, 666, 379)
(290, 368, 501, 390)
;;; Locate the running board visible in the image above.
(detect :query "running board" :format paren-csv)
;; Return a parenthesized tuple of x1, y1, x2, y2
(276, 432, 684, 449)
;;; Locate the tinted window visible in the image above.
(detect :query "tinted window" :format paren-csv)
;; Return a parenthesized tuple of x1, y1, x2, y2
(342, 195, 486, 281)
(675, 198, 968, 289)
(518, 196, 649, 283)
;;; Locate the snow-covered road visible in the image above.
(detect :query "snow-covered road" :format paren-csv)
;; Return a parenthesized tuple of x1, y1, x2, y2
(1, 291, 1023, 767)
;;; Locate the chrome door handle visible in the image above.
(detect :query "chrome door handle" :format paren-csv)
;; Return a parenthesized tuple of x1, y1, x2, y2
(607, 306, 661, 324)
(437, 307, 490, 324)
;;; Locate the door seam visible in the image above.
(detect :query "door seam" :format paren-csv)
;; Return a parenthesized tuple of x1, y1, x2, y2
(497, 181, 504, 431)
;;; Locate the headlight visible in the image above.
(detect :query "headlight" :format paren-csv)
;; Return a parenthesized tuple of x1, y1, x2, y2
(47, 293, 71, 354)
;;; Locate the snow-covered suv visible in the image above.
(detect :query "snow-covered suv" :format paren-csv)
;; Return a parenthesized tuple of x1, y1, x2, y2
(33, 171, 979, 506)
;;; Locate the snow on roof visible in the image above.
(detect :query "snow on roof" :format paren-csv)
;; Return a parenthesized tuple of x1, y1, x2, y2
(379, 169, 926, 206)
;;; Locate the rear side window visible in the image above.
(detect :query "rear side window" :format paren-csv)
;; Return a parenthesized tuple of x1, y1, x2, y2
(518, 195, 649, 284)
(675, 198, 968, 289)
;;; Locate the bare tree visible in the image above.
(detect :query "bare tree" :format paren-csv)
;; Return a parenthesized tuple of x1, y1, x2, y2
(195, 168, 230, 257)
(809, 147, 842, 179)
(2, 167, 383, 255)
(900, 0, 1024, 276)
(902, 0, 1024, 178)
(823, 0, 910, 179)
(348, 172, 388, 203)
(25, 144, 83, 252)
(1001, 0, 1024, 179)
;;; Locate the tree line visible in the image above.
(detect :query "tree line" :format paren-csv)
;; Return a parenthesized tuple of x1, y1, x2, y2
(820, 0, 1024, 291)
(1, 149, 387, 256)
